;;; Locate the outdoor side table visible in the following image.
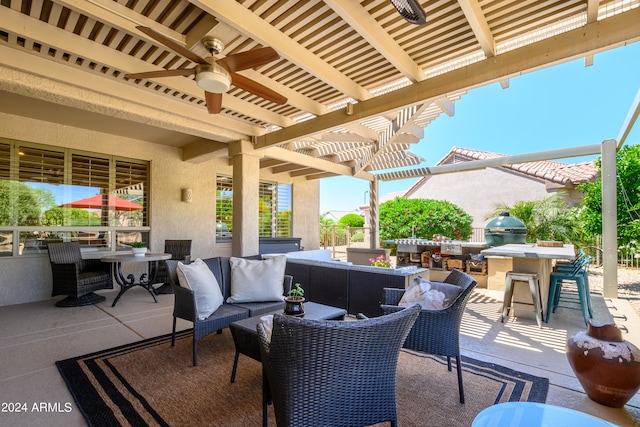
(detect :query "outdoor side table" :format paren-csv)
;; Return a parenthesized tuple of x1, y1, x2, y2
(101, 252, 171, 307)
(472, 402, 618, 427)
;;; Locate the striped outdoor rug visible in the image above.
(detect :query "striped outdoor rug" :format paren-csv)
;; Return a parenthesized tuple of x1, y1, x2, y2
(56, 329, 548, 427)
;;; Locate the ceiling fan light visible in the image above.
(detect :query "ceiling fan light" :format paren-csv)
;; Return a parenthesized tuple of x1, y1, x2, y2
(389, 0, 427, 25)
(195, 63, 231, 93)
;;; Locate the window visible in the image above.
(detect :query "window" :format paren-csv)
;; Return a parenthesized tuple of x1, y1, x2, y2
(259, 182, 292, 237)
(0, 139, 149, 256)
(276, 184, 292, 237)
(215, 176, 233, 243)
(215, 176, 292, 243)
(258, 182, 277, 237)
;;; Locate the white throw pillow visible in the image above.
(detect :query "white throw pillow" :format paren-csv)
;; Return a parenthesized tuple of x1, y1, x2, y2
(399, 276, 462, 311)
(227, 255, 287, 303)
(177, 258, 224, 320)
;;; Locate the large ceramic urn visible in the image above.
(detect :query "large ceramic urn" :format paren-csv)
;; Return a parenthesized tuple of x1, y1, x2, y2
(567, 321, 640, 407)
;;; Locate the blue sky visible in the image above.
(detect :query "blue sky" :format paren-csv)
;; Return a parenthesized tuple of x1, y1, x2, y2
(28, 182, 99, 206)
(320, 42, 640, 213)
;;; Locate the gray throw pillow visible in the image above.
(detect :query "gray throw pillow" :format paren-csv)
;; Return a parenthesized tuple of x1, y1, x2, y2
(227, 255, 287, 303)
(176, 258, 224, 320)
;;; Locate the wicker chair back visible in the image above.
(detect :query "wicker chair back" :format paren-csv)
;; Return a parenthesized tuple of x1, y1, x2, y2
(48, 241, 112, 307)
(381, 269, 477, 403)
(257, 305, 420, 427)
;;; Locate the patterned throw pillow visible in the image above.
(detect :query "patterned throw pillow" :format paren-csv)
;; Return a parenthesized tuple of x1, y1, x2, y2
(399, 276, 462, 310)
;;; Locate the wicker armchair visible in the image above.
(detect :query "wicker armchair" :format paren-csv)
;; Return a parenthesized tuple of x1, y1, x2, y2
(257, 305, 421, 427)
(382, 268, 477, 404)
(48, 241, 113, 307)
(155, 239, 192, 294)
(165, 259, 248, 366)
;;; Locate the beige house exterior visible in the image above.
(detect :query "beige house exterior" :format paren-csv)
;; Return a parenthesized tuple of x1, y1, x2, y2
(374, 147, 599, 229)
(0, 114, 321, 306)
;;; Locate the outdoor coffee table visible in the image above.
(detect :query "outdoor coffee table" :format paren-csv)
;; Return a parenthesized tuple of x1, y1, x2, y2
(229, 302, 347, 382)
(229, 302, 346, 427)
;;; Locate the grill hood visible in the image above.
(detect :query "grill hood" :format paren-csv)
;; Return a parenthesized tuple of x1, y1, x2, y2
(484, 212, 528, 247)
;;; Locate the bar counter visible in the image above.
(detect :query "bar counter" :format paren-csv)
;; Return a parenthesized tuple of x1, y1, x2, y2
(480, 243, 575, 315)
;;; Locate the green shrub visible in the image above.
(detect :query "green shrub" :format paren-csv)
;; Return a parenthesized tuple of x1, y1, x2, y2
(351, 231, 365, 242)
(338, 213, 364, 227)
(379, 198, 472, 241)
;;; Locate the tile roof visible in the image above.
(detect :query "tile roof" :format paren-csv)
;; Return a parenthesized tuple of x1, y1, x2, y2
(438, 147, 599, 186)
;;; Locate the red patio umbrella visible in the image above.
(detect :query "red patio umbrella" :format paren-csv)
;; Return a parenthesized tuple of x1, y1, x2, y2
(60, 195, 143, 211)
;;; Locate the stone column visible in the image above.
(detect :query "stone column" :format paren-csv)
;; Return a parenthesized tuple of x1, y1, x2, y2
(229, 140, 262, 257)
(292, 179, 320, 250)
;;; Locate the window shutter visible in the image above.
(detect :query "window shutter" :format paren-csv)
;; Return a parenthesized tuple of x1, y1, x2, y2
(277, 184, 292, 237)
(216, 176, 233, 242)
(71, 154, 110, 190)
(258, 182, 275, 237)
(0, 142, 9, 180)
(18, 146, 64, 184)
(115, 160, 148, 227)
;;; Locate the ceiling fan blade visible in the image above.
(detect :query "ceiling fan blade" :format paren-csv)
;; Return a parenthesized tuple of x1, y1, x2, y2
(218, 47, 280, 72)
(136, 26, 208, 65)
(125, 68, 195, 80)
(205, 91, 222, 114)
(231, 73, 287, 105)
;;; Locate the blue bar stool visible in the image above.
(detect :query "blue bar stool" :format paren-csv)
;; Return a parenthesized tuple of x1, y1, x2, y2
(546, 256, 592, 326)
(500, 272, 543, 328)
(552, 252, 592, 316)
(554, 250, 585, 272)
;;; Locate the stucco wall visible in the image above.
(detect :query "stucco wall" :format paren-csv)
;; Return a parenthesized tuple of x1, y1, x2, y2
(0, 112, 319, 305)
(292, 179, 320, 251)
(406, 168, 553, 228)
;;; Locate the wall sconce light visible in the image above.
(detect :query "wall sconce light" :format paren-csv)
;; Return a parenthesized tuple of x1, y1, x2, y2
(181, 188, 193, 203)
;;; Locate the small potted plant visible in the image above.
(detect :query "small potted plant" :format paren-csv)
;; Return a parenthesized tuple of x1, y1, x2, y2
(131, 241, 147, 256)
(284, 282, 305, 316)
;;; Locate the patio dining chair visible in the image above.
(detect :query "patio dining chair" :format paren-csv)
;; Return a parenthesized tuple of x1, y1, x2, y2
(48, 241, 113, 307)
(382, 268, 477, 404)
(257, 305, 420, 427)
(154, 239, 192, 294)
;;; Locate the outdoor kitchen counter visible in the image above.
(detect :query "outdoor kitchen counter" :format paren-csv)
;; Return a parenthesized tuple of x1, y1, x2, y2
(480, 244, 575, 318)
(480, 243, 575, 260)
(384, 239, 489, 286)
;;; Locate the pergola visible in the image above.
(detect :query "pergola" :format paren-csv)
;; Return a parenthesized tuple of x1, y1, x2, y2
(1, 1, 639, 298)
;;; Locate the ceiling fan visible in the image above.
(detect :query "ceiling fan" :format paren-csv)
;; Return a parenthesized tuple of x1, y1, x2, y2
(389, 0, 427, 25)
(125, 26, 287, 114)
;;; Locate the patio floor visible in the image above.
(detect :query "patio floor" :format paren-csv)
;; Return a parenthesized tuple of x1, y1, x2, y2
(1, 279, 639, 426)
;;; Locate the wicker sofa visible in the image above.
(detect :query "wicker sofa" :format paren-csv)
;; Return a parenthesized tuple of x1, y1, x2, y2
(281, 251, 427, 317)
(165, 256, 292, 366)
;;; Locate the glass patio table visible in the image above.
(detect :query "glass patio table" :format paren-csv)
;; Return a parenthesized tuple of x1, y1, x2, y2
(472, 402, 618, 427)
